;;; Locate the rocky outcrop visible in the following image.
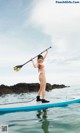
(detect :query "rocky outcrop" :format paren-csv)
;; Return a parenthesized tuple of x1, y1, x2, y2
(0, 83, 69, 96)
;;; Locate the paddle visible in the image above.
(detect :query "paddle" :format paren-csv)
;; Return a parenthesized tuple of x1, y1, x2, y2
(13, 46, 52, 72)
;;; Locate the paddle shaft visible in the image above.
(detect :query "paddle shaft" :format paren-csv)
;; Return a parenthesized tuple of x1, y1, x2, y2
(22, 46, 52, 66)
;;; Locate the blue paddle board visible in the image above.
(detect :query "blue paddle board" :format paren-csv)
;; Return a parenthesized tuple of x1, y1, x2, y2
(0, 98, 80, 113)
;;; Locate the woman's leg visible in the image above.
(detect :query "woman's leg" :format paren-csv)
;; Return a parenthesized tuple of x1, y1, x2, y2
(38, 80, 46, 96)
(36, 74, 43, 101)
(36, 82, 43, 101)
(41, 75, 49, 103)
(37, 80, 46, 100)
(38, 86, 42, 96)
(37, 74, 43, 96)
(41, 80, 46, 99)
(37, 74, 49, 102)
(38, 74, 46, 96)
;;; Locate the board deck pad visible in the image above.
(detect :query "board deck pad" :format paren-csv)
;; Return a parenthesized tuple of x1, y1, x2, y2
(0, 98, 80, 113)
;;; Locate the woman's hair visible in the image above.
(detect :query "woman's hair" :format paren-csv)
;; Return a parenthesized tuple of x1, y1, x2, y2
(37, 54, 43, 60)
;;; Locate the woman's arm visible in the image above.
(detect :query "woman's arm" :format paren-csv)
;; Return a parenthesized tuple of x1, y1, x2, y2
(32, 59, 38, 68)
(43, 50, 48, 60)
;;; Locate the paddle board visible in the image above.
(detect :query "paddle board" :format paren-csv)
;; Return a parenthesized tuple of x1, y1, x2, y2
(0, 98, 80, 113)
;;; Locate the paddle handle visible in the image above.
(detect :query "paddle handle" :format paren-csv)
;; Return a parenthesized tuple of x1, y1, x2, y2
(23, 46, 52, 66)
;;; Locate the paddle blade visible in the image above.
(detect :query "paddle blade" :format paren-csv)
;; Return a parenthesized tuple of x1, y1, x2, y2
(13, 65, 23, 72)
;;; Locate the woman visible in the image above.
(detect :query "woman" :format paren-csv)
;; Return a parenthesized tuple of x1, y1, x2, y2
(32, 50, 49, 103)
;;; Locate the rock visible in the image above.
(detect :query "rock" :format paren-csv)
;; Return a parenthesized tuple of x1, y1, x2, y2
(0, 84, 12, 95)
(46, 83, 52, 91)
(11, 83, 40, 93)
(52, 84, 69, 89)
(0, 83, 70, 96)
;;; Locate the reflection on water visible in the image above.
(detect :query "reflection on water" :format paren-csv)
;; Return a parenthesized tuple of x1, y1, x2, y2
(0, 105, 80, 133)
(37, 110, 49, 133)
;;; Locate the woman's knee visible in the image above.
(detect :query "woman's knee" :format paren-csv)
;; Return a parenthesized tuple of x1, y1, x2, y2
(40, 83, 46, 89)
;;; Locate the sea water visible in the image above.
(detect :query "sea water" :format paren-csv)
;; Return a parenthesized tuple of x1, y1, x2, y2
(0, 85, 80, 133)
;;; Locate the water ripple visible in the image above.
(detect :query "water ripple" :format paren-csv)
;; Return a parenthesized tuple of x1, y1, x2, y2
(0, 86, 80, 133)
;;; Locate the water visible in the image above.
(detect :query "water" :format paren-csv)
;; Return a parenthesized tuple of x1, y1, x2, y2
(0, 85, 80, 133)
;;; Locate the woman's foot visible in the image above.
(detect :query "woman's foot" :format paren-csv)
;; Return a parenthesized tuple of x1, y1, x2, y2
(42, 99, 50, 103)
(36, 96, 42, 102)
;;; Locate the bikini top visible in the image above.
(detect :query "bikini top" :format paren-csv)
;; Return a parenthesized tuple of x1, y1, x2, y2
(38, 63, 44, 69)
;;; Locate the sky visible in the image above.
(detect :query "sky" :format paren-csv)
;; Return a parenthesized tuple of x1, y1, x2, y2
(0, 0, 80, 86)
